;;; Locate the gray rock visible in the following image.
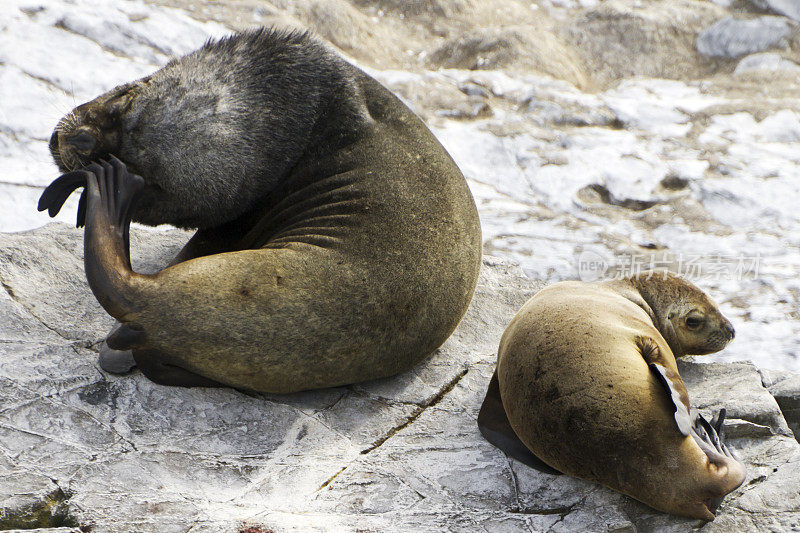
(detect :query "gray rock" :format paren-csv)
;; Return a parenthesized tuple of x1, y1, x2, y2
(765, 371, 800, 439)
(735, 52, 800, 73)
(697, 16, 794, 58)
(567, 0, 726, 85)
(0, 223, 798, 531)
(4, 530, 84, 533)
(751, 0, 800, 22)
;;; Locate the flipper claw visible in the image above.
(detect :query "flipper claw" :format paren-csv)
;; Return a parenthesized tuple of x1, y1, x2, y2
(691, 408, 740, 462)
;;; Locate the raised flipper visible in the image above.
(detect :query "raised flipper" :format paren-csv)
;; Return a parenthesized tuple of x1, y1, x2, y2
(478, 371, 561, 475)
(76, 158, 226, 389)
(76, 157, 146, 321)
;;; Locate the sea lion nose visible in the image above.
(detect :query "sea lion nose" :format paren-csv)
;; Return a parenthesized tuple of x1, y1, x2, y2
(723, 321, 735, 339)
(49, 129, 59, 152)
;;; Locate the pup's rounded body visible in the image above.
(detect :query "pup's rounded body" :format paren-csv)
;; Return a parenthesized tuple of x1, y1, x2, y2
(480, 273, 745, 520)
(43, 29, 481, 393)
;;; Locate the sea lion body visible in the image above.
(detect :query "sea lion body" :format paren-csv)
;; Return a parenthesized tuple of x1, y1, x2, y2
(41, 29, 481, 393)
(481, 273, 745, 520)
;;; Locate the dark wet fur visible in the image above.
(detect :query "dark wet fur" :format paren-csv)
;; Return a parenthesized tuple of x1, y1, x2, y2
(49, 28, 366, 230)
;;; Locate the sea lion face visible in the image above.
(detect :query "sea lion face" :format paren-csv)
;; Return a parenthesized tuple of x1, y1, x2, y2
(50, 70, 257, 230)
(633, 271, 735, 356)
(668, 298, 735, 355)
(50, 83, 137, 176)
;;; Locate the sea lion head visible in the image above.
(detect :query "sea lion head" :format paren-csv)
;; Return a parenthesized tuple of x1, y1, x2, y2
(49, 82, 138, 176)
(49, 29, 329, 230)
(629, 270, 735, 357)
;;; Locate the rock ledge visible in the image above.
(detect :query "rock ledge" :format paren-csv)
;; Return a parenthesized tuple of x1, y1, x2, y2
(0, 224, 798, 532)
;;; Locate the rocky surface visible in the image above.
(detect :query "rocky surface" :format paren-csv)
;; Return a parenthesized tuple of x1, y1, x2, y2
(0, 224, 798, 532)
(752, 0, 800, 21)
(696, 16, 794, 58)
(762, 369, 800, 439)
(3, 0, 800, 373)
(2, 1, 800, 528)
(734, 52, 800, 73)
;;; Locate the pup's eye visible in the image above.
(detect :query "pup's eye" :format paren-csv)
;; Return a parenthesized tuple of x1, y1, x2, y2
(685, 316, 703, 329)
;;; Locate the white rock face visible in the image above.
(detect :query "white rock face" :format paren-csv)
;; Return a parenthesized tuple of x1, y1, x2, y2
(735, 52, 800, 73)
(0, 224, 799, 532)
(3, 0, 800, 373)
(751, 0, 800, 21)
(696, 16, 793, 58)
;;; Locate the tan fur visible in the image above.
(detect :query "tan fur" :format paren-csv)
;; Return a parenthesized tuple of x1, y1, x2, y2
(497, 271, 744, 520)
(44, 29, 482, 392)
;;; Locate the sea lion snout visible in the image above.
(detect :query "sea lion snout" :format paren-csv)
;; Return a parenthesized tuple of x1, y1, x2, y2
(50, 83, 138, 173)
(723, 320, 735, 340)
(50, 111, 106, 173)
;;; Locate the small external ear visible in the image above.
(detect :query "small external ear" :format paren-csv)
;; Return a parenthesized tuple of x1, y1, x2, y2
(108, 91, 135, 118)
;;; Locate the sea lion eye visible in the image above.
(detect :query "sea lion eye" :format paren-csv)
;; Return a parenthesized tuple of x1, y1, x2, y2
(685, 316, 703, 330)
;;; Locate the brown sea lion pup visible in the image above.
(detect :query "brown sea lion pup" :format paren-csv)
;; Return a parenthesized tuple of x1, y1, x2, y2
(478, 271, 746, 520)
(37, 28, 482, 393)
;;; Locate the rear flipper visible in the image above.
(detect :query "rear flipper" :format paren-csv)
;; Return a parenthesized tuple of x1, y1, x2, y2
(692, 409, 747, 514)
(99, 344, 137, 374)
(651, 362, 747, 516)
(478, 371, 561, 475)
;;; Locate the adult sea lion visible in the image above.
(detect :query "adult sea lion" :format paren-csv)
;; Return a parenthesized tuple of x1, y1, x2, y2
(38, 28, 482, 393)
(478, 271, 746, 520)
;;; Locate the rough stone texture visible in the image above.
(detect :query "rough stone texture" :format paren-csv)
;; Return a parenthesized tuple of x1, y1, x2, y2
(4, 529, 84, 533)
(762, 369, 800, 439)
(567, 0, 727, 86)
(735, 52, 800, 73)
(0, 224, 798, 531)
(751, 0, 800, 22)
(696, 16, 794, 58)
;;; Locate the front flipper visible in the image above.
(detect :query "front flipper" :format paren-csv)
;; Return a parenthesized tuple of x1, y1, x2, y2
(649, 362, 694, 437)
(478, 371, 561, 475)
